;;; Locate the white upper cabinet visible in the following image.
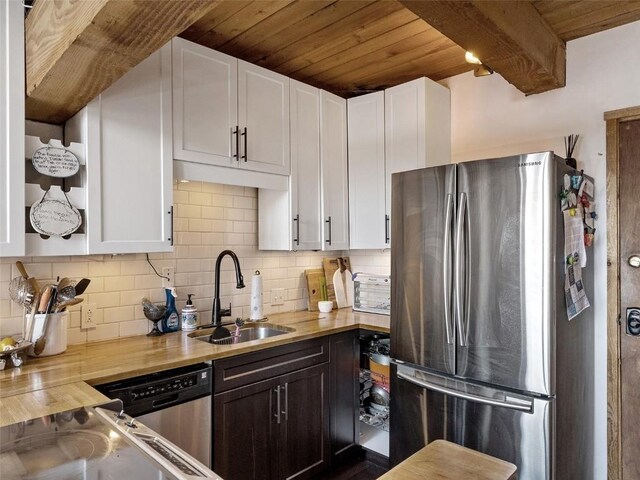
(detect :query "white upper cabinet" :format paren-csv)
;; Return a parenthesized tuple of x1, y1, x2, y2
(172, 38, 238, 167)
(290, 80, 322, 250)
(347, 92, 387, 250)
(66, 45, 173, 254)
(320, 91, 349, 251)
(172, 38, 290, 176)
(238, 60, 290, 175)
(0, 0, 24, 257)
(384, 77, 451, 235)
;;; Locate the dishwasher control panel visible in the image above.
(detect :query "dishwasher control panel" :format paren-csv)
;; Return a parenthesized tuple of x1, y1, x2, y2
(131, 373, 199, 400)
(96, 363, 212, 417)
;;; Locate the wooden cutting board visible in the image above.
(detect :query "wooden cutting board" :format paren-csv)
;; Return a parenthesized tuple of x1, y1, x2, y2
(322, 257, 351, 309)
(305, 268, 325, 312)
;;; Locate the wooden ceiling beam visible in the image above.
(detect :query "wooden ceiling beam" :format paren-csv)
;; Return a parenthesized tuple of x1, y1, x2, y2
(398, 0, 566, 94)
(25, 0, 219, 124)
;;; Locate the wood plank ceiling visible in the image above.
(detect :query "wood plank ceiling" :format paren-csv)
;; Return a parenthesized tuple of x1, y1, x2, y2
(180, 0, 640, 97)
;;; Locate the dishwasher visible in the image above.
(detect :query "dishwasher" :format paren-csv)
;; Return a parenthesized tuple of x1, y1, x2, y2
(96, 362, 212, 468)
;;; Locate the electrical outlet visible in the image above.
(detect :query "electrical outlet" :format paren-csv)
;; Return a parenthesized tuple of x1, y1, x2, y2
(82, 303, 97, 329)
(272, 288, 285, 306)
(162, 267, 174, 288)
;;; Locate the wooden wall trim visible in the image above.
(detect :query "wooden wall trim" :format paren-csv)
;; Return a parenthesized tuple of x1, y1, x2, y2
(606, 115, 621, 480)
(604, 106, 640, 121)
(605, 103, 640, 480)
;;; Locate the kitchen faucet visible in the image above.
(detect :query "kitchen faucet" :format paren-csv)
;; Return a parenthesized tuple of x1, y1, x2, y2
(211, 250, 245, 337)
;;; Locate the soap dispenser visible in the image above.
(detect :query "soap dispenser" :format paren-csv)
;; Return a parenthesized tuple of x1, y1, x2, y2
(181, 294, 198, 331)
(162, 287, 180, 332)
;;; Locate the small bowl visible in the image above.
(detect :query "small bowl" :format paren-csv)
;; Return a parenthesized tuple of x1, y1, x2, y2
(318, 301, 333, 313)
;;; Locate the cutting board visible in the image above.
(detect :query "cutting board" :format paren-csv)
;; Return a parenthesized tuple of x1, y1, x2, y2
(305, 268, 325, 312)
(322, 257, 351, 309)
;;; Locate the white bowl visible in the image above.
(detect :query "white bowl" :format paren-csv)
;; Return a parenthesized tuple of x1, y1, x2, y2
(318, 301, 333, 313)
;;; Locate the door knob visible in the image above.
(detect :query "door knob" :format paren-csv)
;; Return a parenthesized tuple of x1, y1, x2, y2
(627, 308, 640, 336)
(628, 255, 640, 268)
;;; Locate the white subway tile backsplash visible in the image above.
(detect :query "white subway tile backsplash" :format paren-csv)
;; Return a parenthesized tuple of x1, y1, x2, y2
(1, 182, 389, 341)
(87, 323, 120, 342)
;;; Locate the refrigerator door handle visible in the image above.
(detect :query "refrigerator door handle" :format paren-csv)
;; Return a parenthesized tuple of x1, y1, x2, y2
(455, 192, 468, 346)
(443, 193, 454, 344)
(397, 371, 533, 412)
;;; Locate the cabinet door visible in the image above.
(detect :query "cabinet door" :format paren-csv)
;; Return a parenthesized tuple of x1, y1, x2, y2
(320, 91, 349, 251)
(214, 377, 280, 480)
(329, 332, 360, 461)
(0, 0, 24, 257)
(279, 364, 330, 480)
(290, 80, 322, 250)
(238, 60, 290, 175)
(85, 45, 173, 254)
(348, 92, 387, 250)
(172, 38, 238, 167)
(384, 77, 426, 221)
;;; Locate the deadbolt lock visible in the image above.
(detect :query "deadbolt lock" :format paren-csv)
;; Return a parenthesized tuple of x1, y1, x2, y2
(627, 308, 640, 336)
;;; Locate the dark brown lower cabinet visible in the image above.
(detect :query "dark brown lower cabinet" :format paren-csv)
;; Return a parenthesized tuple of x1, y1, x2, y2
(213, 376, 280, 480)
(329, 331, 360, 461)
(213, 363, 330, 480)
(279, 364, 330, 479)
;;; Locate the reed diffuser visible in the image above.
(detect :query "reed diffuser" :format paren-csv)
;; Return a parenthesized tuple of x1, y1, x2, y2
(564, 134, 580, 169)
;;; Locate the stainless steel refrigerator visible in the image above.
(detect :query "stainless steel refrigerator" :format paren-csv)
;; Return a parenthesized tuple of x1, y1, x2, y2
(390, 152, 594, 480)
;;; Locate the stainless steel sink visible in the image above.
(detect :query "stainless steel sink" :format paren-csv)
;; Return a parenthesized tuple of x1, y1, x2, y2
(189, 322, 296, 345)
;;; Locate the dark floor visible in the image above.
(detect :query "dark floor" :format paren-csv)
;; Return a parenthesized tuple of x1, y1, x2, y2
(319, 451, 388, 480)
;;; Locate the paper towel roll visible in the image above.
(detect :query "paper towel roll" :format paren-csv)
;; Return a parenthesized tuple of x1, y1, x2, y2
(250, 270, 264, 320)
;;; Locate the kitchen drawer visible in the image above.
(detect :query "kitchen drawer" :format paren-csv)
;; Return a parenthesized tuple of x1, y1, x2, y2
(213, 337, 329, 393)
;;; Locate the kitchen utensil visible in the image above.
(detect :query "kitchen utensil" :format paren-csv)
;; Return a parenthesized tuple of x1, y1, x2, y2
(322, 258, 339, 307)
(74, 278, 91, 295)
(370, 384, 390, 407)
(55, 278, 77, 307)
(141, 298, 166, 337)
(305, 268, 325, 312)
(55, 297, 83, 312)
(15, 260, 29, 279)
(8, 276, 35, 308)
(344, 269, 354, 307)
(33, 287, 57, 356)
(29, 312, 68, 356)
(333, 268, 347, 308)
(25, 290, 41, 344)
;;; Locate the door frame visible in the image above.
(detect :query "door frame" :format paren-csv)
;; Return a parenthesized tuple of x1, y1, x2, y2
(605, 105, 640, 480)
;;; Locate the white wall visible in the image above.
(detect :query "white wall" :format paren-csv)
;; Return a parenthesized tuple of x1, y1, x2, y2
(442, 20, 640, 479)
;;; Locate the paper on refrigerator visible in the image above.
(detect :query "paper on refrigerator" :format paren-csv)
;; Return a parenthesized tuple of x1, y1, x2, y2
(563, 208, 590, 320)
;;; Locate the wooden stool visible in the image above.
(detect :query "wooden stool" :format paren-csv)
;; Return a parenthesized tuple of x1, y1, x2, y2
(378, 440, 517, 479)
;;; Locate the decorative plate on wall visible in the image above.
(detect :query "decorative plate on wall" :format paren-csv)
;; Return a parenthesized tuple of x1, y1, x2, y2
(29, 186, 82, 237)
(32, 146, 80, 178)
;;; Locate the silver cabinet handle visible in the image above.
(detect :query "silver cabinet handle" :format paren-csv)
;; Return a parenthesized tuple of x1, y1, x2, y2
(443, 194, 454, 345)
(282, 383, 288, 421)
(293, 215, 300, 246)
(325, 216, 332, 245)
(274, 385, 281, 424)
(397, 371, 532, 412)
(455, 192, 468, 346)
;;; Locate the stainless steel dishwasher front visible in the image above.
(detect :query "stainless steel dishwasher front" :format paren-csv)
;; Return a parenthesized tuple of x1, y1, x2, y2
(95, 362, 212, 468)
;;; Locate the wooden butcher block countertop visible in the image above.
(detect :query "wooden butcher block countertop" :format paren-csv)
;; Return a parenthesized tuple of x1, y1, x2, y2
(0, 308, 388, 426)
(379, 440, 517, 480)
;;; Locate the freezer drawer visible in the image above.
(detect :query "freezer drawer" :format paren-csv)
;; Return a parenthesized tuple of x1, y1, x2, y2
(391, 365, 553, 480)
